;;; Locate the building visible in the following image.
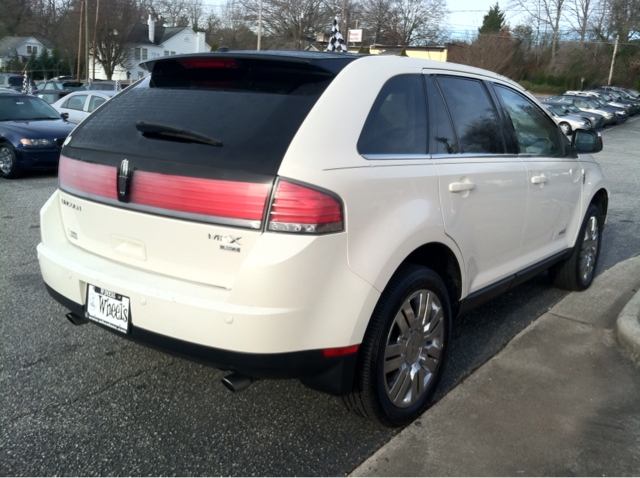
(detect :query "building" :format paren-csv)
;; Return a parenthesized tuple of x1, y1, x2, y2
(0, 36, 53, 70)
(91, 16, 210, 81)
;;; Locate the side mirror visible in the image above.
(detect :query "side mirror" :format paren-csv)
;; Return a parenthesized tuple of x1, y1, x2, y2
(572, 129, 602, 153)
(61, 113, 69, 120)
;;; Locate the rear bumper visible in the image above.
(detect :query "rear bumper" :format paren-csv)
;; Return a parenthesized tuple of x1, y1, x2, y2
(46, 284, 358, 395)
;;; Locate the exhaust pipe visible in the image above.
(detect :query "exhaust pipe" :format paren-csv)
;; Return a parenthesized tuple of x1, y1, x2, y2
(66, 312, 89, 326)
(221, 372, 255, 393)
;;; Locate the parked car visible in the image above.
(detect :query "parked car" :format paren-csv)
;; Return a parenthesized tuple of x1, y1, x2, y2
(600, 85, 640, 100)
(593, 88, 640, 113)
(542, 104, 591, 134)
(566, 90, 637, 115)
(542, 101, 605, 129)
(0, 93, 75, 178)
(550, 95, 619, 125)
(35, 80, 85, 104)
(38, 52, 608, 426)
(51, 90, 118, 124)
(81, 81, 129, 91)
(0, 73, 38, 92)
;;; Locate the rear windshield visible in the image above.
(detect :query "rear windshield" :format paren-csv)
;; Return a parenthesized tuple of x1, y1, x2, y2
(66, 58, 336, 181)
(8, 77, 23, 87)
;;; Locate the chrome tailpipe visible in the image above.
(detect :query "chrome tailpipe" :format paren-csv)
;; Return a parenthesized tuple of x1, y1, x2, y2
(66, 312, 89, 326)
(221, 372, 255, 393)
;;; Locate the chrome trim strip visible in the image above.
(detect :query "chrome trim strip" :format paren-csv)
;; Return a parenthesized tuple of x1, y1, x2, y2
(60, 186, 263, 229)
(361, 153, 432, 160)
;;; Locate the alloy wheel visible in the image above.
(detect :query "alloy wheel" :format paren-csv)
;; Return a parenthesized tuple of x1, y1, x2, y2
(383, 289, 444, 408)
(579, 215, 599, 283)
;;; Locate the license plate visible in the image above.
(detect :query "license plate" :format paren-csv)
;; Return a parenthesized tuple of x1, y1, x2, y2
(85, 285, 130, 333)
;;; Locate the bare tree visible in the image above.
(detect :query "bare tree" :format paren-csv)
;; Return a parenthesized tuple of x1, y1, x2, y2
(509, 0, 565, 59)
(564, 0, 594, 43)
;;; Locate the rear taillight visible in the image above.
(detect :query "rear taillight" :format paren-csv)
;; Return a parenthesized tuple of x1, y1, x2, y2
(267, 180, 343, 234)
(130, 170, 269, 221)
(58, 155, 270, 228)
(59, 155, 118, 200)
(177, 58, 237, 69)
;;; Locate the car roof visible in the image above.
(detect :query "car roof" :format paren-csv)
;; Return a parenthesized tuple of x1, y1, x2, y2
(141, 51, 524, 91)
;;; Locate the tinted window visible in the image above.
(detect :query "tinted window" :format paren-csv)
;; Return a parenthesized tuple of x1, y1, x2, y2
(435, 76, 503, 154)
(66, 59, 337, 180)
(494, 85, 561, 156)
(425, 75, 458, 154)
(358, 74, 427, 155)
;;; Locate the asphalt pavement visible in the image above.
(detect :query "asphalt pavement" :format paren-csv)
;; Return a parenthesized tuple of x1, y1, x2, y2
(351, 255, 640, 476)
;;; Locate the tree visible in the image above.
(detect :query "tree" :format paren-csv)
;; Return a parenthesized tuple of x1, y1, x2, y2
(479, 2, 506, 34)
(508, 0, 566, 59)
(92, 0, 144, 80)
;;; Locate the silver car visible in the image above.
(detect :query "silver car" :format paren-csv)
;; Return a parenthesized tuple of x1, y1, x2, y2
(51, 90, 118, 124)
(543, 104, 592, 135)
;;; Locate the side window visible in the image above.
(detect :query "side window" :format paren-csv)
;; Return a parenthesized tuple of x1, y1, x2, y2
(65, 95, 87, 111)
(425, 75, 458, 154)
(435, 76, 503, 154)
(88, 96, 106, 112)
(494, 84, 561, 156)
(357, 74, 427, 155)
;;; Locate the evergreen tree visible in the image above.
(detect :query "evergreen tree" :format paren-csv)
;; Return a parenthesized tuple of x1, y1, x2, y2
(478, 2, 506, 34)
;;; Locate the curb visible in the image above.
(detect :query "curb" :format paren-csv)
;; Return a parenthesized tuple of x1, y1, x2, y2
(617, 288, 640, 365)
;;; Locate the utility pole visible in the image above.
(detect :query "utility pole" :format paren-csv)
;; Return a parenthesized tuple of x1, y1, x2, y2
(299, 0, 303, 50)
(257, 0, 262, 50)
(341, 0, 346, 34)
(607, 34, 619, 85)
(77, 0, 83, 82)
(92, 0, 99, 80)
(84, 0, 89, 82)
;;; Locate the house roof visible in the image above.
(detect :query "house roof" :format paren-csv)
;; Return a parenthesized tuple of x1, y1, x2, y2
(0, 36, 53, 57)
(126, 23, 193, 45)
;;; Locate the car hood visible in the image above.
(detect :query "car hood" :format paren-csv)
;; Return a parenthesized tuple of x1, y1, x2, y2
(1, 119, 75, 139)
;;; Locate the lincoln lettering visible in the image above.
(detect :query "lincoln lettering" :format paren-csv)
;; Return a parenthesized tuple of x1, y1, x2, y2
(99, 297, 128, 323)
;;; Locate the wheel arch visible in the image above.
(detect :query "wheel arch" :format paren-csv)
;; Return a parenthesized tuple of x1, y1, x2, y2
(590, 187, 609, 227)
(399, 242, 464, 319)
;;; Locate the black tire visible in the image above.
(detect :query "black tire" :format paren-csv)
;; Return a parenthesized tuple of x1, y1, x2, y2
(343, 265, 451, 427)
(0, 143, 20, 179)
(549, 204, 602, 291)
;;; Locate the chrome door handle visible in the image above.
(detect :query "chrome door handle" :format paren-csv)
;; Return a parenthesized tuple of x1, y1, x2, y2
(449, 182, 476, 192)
(531, 175, 548, 184)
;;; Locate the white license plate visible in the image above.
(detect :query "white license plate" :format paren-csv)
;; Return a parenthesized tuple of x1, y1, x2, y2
(85, 285, 130, 333)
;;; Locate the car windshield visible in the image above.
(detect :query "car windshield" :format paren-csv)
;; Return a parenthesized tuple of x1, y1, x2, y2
(0, 95, 62, 121)
(547, 106, 564, 116)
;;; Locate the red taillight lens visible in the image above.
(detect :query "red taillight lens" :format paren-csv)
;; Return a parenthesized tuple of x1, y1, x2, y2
(58, 155, 270, 226)
(177, 59, 237, 69)
(130, 171, 269, 221)
(267, 180, 343, 234)
(59, 155, 118, 200)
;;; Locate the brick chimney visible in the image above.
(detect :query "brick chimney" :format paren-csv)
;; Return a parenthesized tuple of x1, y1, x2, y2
(148, 15, 155, 44)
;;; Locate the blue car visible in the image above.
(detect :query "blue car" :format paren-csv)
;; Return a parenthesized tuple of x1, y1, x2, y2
(0, 93, 75, 178)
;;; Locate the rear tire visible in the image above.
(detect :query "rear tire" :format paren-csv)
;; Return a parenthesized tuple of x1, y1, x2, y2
(0, 143, 20, 179)
(549, 204, 602, 291)
(343, 265, 451, 427)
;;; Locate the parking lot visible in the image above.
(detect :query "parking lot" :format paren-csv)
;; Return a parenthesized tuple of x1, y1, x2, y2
(1, 116, 639, 476)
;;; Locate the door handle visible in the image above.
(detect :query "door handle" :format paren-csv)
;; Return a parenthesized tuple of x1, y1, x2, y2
(449, 182, 476, 192)
(531, 175, 548, 184)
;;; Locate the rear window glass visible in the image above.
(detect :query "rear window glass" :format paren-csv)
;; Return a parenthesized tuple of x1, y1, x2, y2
(66, 59, 336, 181)
(9, 77, 23, 87)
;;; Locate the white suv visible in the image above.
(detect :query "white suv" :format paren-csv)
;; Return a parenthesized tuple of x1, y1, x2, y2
(38, 51, 608, 426)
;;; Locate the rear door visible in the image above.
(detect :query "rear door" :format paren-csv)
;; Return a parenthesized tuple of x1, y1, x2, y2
(427, 74, 528, 294)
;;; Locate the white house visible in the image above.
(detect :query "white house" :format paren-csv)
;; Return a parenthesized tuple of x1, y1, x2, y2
(91, 16, 210, 81)
(0, 36, 52, 70)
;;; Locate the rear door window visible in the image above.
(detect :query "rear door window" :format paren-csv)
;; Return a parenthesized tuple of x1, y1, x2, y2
(357, 74, 427, 156)
(424, 75, 458, 155)
(435, 76, 504, 154)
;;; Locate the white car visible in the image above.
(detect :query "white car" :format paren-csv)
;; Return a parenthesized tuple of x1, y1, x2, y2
(38, 52, 608, 426)
(51, 90, 117, 124)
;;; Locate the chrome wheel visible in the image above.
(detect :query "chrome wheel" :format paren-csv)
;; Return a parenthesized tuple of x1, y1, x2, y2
(579, 215, 599, 283)
(383, 289, 444, 408)
(0, 145, 13, 175)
